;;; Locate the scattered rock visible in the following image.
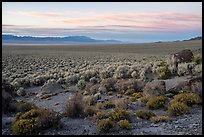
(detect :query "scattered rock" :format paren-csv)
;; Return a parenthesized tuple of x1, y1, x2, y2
(143, 80, 166, 97)
(36, 82, 63, 98)
(170, 49, 194, 64)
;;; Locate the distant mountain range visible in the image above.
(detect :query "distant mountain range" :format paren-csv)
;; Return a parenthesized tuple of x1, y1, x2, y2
(183, 36, 202, 41)
(2, 35, 122, 44)
(155, 36, 202, 43)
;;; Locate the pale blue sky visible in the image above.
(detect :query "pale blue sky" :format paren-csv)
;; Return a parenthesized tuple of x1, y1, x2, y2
(2, 2, 202, 43)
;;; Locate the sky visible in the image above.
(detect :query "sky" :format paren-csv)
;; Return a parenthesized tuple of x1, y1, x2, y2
(2, 2, 202, 43)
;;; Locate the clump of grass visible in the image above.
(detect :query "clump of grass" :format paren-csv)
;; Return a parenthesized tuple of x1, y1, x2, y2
(140, 96, 150, 104)
(95, 111, 109, 120)
(136, 110, 156, 120)
(124, 89, 136, 95)
(109, 109, 131, 122)
(132, 92, 143, 99)
(83, 106, 97, 117)
(104, 102, 116, 109)
(96, 118, 114, 132)
(95, 102, 104, 110)
(168, 102, 190, 116)
(172, 92, 202, 106)
(12, 108, 60, 135)
(150, 115, 170, 123)
(146, 96, 167, 109)
(117, 120, 132, 130)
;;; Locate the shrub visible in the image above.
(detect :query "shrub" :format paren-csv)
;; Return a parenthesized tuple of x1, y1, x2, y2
(132, 92, 143, 99)
(114, 65, 130, 79)
(156, 66, 171, 79)
(16, 87, 26, 96)
(108, 91, 113, 96)
(192, 54, 202, 64)
(64, 93, 84, 118)
(172, 92, 202, 106)
(114, 98, 130, 109)
(19, 101, 38, 112)
(124, 89, 136, 95)
(192, 64, 202, 76)
(117, 120, 132, 129)
(150, 115, 170, 123)
(140, 65, 154, 82)
(140, 96, 150, 104)
(168, 102, 190, 116)
(100, 78, 116, 91)
(89, 77, 98, 84)
(83, 106, 97, 117)
(109, 109, 131, 121)
(104, 102, 116, 109)
(77, 80, 86, 90)
(146, 96, 167, 109)
(177, 63, 195, 76)
(131, 70, 139, 78)
(96, 118, 114, 132)
(12, 108, 60, 135)
(95, 111, 109, 120)
(66, 74, 79, 84)
(130, 97, 137, 102)
(95, 102, 104, 109)
(116, 94, 123, 98)
(12, 119, 36, 135)
(136, 110, 156, 120)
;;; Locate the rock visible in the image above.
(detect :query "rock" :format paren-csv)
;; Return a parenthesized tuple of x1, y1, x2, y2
(2, 117, 15, 128)
(165, 93, 174, 98)
(167, 81, 189, 94)
(188, 76, 202, 96)
(168, 76, 202, 96)
(36, 82, 63, 98)
(170, 49, 194, 64)
(143, 80, 166, 97)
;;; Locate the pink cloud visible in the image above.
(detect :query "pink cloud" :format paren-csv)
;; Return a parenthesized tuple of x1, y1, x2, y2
(60, 12, 201, 32)
(16, 11, 63, 17)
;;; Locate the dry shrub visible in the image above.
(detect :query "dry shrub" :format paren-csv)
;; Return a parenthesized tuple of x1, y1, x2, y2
(146, 96, 167, 109)
(114, 98, 131, 110)
(108, 109, 131, 122)
(150, 115, 170, 123)
(96, 118, 114, 132)
(104, 102, 116, 109)
(64, 92, 84, 118)
(95, 111, 109, 120)
(172, 92, 202, 106)
(168, 102, 190, 116)
(136, 110, 156, 120)
(117, 119, 132, 129)
(89, 84, 100, 95)
(83, 106, 98, 117)
(12, 108, 60, 135)
(100, 78, 116, 91)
